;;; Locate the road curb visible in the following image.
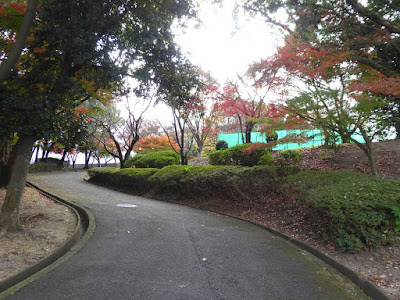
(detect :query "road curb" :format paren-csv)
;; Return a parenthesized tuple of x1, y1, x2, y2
(221, 213, 391, 300)
(0, 182, 96, 299)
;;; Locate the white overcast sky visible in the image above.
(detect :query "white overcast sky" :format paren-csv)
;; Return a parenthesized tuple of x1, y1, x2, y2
(175, 1, 283, 84)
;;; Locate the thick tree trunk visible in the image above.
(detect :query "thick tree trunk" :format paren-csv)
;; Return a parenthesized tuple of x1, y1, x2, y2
(0, 140, 15, 188)
(180, 149, 188, 165)
(245, 121, 255, 144)
(0, 136, 35, 234)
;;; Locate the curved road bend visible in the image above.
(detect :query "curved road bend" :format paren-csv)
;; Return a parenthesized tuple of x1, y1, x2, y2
(8, 172, 367, 300)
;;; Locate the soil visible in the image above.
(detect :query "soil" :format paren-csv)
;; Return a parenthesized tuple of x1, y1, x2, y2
(0, 140, 399, 298)
(0, 187, 77, 282)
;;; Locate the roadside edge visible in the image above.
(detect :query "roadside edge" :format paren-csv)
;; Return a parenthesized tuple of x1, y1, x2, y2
(0, 182, 96, 299)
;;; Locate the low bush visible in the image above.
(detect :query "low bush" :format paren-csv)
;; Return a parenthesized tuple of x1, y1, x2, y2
(87, 165, 300, 200)
(287, 171, 400, 251)
(208, 150, 226, 165)
(148, 165, 300, 199)
(124, 150, 180, 169)
(209, 143, 269, 167)
(258, 153, 274, 166)
(273, 149, 303, 167)
(87, 167, 158, 193)
(216, 140, 228, 150)
(29, 162, 63, 173)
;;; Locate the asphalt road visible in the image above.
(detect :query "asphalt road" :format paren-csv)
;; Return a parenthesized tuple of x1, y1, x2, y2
(7, 171, 367, 300)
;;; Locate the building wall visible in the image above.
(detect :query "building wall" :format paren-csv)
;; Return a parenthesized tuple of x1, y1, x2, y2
(218, 130, 365, 150)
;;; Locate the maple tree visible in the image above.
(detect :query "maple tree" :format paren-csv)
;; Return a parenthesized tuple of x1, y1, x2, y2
(185, 84, 221, 157)
(251, 31, 391, 176)
(216, 69, 282, 143)
(93, 96, 150, 169)
(242, 0, 400, 138)
(133, 135, 179, 154)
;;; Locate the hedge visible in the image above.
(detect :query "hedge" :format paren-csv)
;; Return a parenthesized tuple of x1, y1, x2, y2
(87, 167, 158, 194)
(87, 166, 400, 252)
(88, 165, 300, 199)
(124, 150, 180, 169)
(287, 171, 400, 251)
(208, 143, 269, 167)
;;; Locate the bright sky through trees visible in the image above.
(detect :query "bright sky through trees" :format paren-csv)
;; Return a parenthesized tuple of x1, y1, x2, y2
(175, 1, 282, 84)
(142, 1, 283, 124)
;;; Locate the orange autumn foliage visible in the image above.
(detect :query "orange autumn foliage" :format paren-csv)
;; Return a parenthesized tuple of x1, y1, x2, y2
(134, 135, 179, 154)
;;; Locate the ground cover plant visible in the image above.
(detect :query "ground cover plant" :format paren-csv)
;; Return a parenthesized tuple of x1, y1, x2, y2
(286, 171, 400, 252)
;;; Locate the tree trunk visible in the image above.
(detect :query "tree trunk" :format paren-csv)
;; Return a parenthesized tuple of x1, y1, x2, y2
(34, 145, 39, 162)
(360, 128, 379, 177)
(58, 151, 67, 167)
(395, 121, 400, 139)
(245, 122, 255, 143)
(0, 136, 35, 234)
(181, 152, 188, 165)
(197, 144, 204, 158)
(0, 0, 39, 83)
(0, 140, 15, 188)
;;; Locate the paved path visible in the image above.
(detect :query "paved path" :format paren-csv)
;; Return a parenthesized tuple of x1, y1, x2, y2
(8, 172, 366, 299)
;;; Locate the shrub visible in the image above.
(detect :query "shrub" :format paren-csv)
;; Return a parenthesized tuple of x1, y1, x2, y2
(148, 165, 300, 198)
(287, 171, 400, 251)
(87, 167, 158, 193)
(124, 150, 180, 168)
(208, 150, 226, 165)
(273, 149, 303, 167)
(209, 143, 269, 167)
(216, 140, 228, 150)
(258, 153, 274, 166)
(29, 162, 63, 173)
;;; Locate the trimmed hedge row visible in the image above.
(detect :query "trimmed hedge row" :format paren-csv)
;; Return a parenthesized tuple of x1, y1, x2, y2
(87, 165, 400, 252)
(29, 162, 63, 173)
(88, 165, 300, 199)
(287, 171, 400, 251)
(124, 150, 180, 169)
(87, 167, 158, 193)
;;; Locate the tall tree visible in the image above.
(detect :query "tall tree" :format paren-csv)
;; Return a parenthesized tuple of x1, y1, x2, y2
(242, 0, 400, 137)
(93, 97, 150, 169)
(0, 0, 198, 234)
(0, 0, 39, 83)
(160, 106, 194, 165)
(251, 33, 388, 176)
(185, 85, 221, 157)
(216, 69, 281, 143)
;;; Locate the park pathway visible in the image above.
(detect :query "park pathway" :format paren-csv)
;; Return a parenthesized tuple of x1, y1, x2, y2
(7, 172, 367, 300)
